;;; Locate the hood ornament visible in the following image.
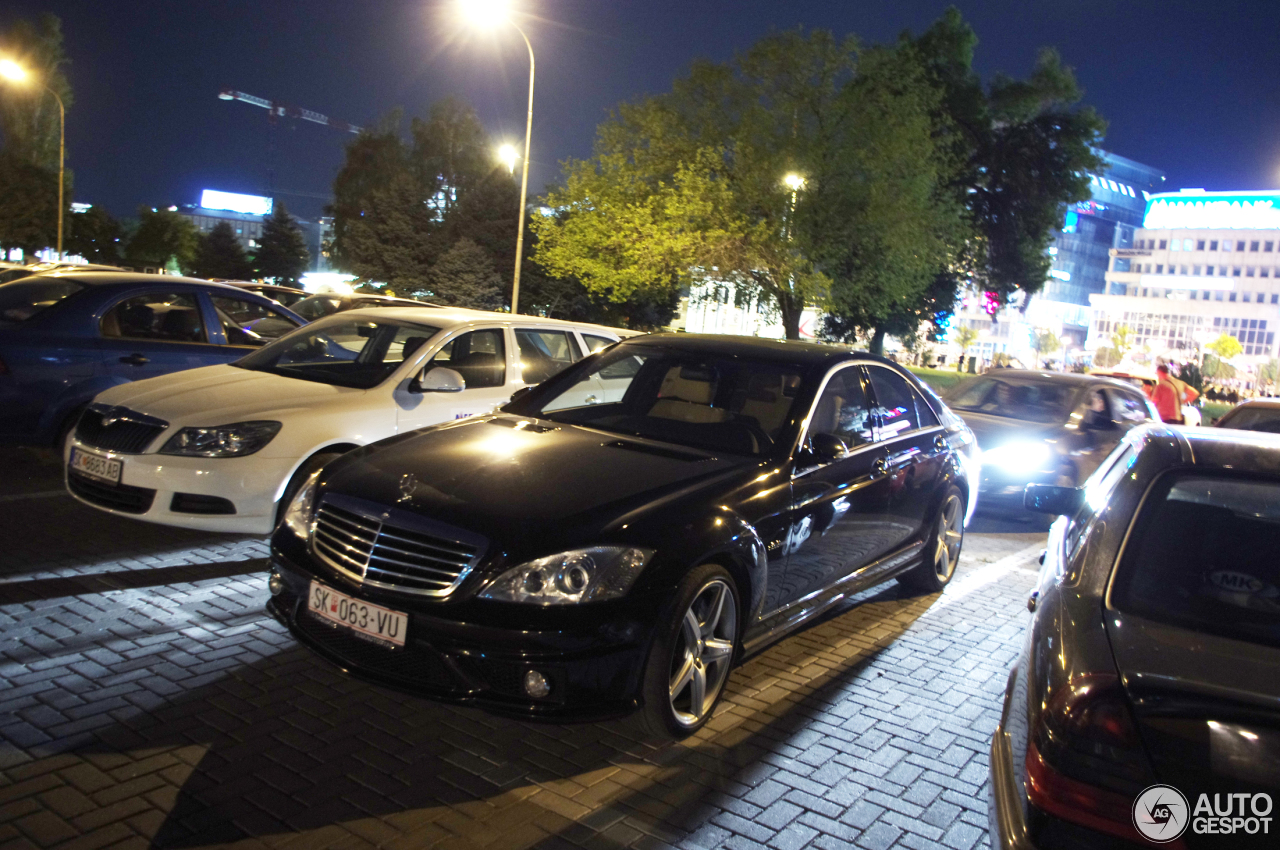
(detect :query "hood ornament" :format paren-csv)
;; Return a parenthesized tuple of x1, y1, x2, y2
(397, 473, 418, 502)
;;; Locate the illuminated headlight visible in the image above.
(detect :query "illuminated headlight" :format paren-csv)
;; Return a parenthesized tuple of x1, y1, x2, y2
(479, 546, 654, 605)
(160, 421, 281, 457)
(281, 470, 321, 539)
(981, 442, 1052, 474)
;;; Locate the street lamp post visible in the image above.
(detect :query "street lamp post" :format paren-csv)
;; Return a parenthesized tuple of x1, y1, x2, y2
(0, 58, 65, 260)
(459, 1, 534, 314)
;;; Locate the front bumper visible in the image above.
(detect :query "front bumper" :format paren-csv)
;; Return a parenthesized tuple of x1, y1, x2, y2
(64, 438, 296, 534)
(990, 721, 1035, 850)
(267, 548, 655, 722)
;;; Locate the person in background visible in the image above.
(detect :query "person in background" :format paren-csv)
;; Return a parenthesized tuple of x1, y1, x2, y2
(1152, 364, 1185, 424)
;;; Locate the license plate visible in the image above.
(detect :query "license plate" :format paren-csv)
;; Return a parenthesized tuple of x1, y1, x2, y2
(307, 581, 407, 648)
(70, 447, 122, 485)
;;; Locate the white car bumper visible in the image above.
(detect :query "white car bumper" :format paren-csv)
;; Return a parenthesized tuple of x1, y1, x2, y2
(64, 439, 298, 534)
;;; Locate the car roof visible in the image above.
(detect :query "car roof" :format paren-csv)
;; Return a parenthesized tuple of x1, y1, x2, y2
(614, 332, 894, 368)
(1223, 398, 1280, 411)
(333, 305, 639, 337)
(0, 271, 296, 303)
(960, 368, 1138, 391)
(1177, 425, 1280, 474)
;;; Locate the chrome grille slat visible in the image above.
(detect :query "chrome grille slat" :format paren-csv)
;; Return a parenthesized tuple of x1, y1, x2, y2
(310, 498, 482, 598)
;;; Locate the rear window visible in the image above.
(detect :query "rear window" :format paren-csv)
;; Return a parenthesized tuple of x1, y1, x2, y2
(1218, 407, 1280, 434)
(946, 376, 1074, 424)
(1111, 473, 1280, 648)
(0, 278, 85, 322)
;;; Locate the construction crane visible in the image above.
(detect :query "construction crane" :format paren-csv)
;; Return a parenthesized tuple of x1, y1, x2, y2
(217, 89, 362, 135)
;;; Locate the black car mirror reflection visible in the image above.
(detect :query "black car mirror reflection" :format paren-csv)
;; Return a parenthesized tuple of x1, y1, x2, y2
(414, 366, 466, 393)
(810, 432, 850, 462)
(1024, 483, 1084, 516)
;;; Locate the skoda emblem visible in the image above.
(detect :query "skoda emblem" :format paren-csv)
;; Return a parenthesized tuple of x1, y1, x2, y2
(398, 473, 418, 502)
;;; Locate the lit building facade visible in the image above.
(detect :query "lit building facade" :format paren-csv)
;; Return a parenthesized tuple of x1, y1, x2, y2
(1092, 190, 1280, 362)
(176, 190, 334, 274)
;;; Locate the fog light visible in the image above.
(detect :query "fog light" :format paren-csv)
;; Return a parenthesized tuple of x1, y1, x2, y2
(523, 670, 551, 698)
(268, 570, 285, 596)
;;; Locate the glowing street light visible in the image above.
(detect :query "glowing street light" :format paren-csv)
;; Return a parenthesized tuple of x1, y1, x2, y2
(782, 173, 806, 240)
(458, 0, 534, 314)
(497, 143, 519, 175)
(783, 173, 806, 192)
(0, 57, 65, 260)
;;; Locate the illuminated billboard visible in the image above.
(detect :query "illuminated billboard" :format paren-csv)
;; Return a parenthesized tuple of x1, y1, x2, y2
(200, 190, 273, 216)
(1143, 191, 1280, 230)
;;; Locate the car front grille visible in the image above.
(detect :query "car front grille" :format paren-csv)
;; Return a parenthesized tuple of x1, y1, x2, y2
(310, 497, 484, 598)
(75, 404, 169, 454)
(67, 471, 156, 514)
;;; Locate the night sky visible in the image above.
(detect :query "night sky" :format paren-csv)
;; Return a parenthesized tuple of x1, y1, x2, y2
(5, 0, 1279, 224)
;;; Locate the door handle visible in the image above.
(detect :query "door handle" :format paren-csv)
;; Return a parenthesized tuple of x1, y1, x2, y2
(871, 456, 888, 478)
(119, 353, 149, 366)
(934, 434, 948, 452)
(585, 395, 599, 404)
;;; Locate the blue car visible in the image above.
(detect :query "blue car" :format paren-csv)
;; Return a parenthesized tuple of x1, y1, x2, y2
(0, 271, 305, 447)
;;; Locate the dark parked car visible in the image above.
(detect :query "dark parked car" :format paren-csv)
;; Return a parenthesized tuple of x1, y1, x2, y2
(292, 292, 442, 322)
(223, 281, 310, 309)
(990, 424, 1280, 849)
(0, 262, 126, 284)
(266, 335, 978, 736)
(944, 370, 1157, 511)
(1213, 398, 1280, 433)
(0, 271, 304, 447)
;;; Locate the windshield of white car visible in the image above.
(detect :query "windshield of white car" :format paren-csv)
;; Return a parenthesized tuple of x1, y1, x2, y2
(0, 278, 87, 323)
(233, 318, 441, 389)
(506, 345, 805, 457)
(292, 295, 345, 321)
(946, 377, 1074, 424)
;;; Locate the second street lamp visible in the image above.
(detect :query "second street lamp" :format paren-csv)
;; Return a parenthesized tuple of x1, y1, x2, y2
(459, 0, 534, 315)
(0, 58, 66, 261)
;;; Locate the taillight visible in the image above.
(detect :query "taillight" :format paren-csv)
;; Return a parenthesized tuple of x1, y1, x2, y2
(1026, 674, 1180, 846)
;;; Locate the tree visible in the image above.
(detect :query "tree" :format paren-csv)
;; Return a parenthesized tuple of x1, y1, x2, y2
(340, 177, 436, 292)
(0, 13, 73, 256)
(125, 208, 198, 272)
(1031, 327, 1061, 362)
(953, 325, 979, 371)
(426, 238, 504, 310)
(1092, 346, 1120, 368)
(1206, 333, 1243, 361)
(255, 202, 310, 286)
(191, 221, 252, 280)
(65, 205, 123, 265)
(1110, 325, 1134, 359)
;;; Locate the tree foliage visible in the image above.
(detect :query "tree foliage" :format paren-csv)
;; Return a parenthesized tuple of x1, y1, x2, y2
(66, 205, 123, 265)
(1206, 333, 1243, 361)
(255, 202, 309, 286)
(191, 221, 252, 281)
(427, 238, 504, 311)
(125, 208, 198, 272)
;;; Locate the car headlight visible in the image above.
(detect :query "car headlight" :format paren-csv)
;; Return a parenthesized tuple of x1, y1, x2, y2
(160, 421, 281, 457)
(479, 546, 654, 605)
(281, 470, 321, 539)
(981, 441, 1052, 474)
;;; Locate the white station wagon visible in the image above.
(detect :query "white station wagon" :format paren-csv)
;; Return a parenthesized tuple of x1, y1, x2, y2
(64, 306, 633, 533)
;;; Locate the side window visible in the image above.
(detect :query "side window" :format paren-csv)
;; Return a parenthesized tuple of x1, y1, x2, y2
(516, 329, 579, 384)
(427, 329, 506, 389)
(1063, 443, 1136, 567)
(581, 333, 617, 354)
(101, 292, 206, 343)
(866, 366, 921, 439)
(809, 368, 874, 450)
(211, 296, 297, 346)
(913, 387, 940, 428)
(1116, 391, 1151, 422)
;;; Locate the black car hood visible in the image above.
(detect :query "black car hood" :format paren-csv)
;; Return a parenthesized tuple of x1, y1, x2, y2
(952, 410, 1061, 450)
(321, 415, 748, 552)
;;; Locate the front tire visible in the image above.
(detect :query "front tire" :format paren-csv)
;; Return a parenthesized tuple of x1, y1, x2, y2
(640, 563, 739, 739)
(900, 485, 965, 593)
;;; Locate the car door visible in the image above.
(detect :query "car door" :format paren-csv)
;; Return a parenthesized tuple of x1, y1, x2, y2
(772, 364, 895, 612)
(96, 288, 230, 381)
(396, 326, 513, 431)
(865, 364, 949, 553)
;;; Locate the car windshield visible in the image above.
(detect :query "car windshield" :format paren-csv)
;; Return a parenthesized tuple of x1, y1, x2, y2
(1111, 473, 1280, 649)
(292, 295, 344, 321)
(506, 345, 805, 457)
(947, 377, 1075, 424)
(1218, 407, 1280, 434)
(233, 318, 441, 389)
(0, 278, 86, 322)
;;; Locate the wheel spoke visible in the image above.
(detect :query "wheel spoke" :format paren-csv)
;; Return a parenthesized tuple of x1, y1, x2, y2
(703, 583, 726, 635)
(683, 608, 701, 646)
(669, 652, 694, 699)
(689, 661, 707, 716)
(703, 638, 733, 663)
(935, 537, 949, 571)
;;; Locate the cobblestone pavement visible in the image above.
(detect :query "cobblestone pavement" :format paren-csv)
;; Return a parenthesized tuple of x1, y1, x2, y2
(0, 449, 1045, 850)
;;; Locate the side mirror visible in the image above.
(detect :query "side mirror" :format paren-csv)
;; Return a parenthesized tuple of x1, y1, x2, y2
(810, 432, 850, 462)
(508, 386, 534, 405)
(415, 366, 465, 393)
(1024, 484, 1084, 516)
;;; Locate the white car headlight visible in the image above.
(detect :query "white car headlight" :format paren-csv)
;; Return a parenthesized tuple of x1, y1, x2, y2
(479, 546, 654, 605)
(981, 441, 1052, 474)
(282, 471, 321, 539)
(160, 421, 281, 457)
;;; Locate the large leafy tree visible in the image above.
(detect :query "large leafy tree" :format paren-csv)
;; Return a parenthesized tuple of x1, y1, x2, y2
(0, 13, 73, 256)
(255, 202, 310, 286)
(191, 221, 252, 280)
(125, 208, 198, 272)
(66, 205, 123, 265)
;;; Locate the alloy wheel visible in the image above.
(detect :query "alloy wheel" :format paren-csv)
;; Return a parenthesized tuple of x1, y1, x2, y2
(668, 578, 737, 728)
(934, 493, 964, 581)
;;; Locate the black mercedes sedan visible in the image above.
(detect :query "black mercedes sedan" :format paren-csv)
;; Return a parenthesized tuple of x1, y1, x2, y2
(265, 334, 977, 737)
(990, 424, 1280, 849)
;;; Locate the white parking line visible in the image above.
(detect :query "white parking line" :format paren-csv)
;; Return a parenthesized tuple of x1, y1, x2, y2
(922, 542, 1045, 617)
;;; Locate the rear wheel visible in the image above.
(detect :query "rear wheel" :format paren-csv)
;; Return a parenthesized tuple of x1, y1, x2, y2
(274, 451, 343, 528)
(900, 486, 965, 593)
(640, 563, 739, 739)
